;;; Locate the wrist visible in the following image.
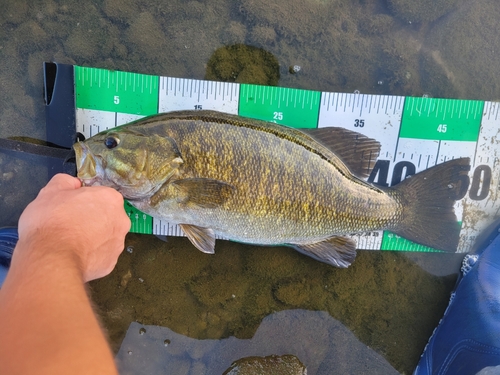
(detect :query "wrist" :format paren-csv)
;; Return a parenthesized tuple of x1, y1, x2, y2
(10, 234, 85, 283)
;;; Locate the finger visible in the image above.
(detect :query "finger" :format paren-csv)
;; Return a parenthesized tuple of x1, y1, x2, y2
(89, 186, 124, 204)
(87, 187, 129, 231)
(46, 174, 82, 191)
(120, 211, 132, 233)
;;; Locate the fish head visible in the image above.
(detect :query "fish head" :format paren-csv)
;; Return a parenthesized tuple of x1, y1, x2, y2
(73, 129, 183, 200)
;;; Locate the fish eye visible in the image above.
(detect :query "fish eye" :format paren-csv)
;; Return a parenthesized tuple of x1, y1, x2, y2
(104, 136, 120, 149)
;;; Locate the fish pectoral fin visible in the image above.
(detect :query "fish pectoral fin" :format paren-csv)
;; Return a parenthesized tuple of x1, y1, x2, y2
(180, 224, 216, 254)
(173, 178, 235, 209)
(290, 236, 357, 268)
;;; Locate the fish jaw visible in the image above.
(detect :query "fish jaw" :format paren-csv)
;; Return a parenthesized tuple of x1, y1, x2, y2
(73, 140, 170, 199)
(73, 142, 104, 186)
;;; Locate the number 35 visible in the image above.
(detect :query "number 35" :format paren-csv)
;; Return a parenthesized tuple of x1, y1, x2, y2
(354, 119, 365, 127)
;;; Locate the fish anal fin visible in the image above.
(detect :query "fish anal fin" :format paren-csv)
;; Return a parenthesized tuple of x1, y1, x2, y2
(290, 236, 357, 268)
(173, 178, 235, 209)
(180, 224, 216, 254)
(301, 127, 381, 179)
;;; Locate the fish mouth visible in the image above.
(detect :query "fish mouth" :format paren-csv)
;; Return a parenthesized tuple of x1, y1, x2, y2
(73, 142, 101, 186)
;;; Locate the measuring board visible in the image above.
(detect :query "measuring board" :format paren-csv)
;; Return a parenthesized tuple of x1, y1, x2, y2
(73, 65, 500, 253)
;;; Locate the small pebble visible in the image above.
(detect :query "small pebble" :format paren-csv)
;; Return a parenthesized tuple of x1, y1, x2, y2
(289, 65, 301, 74)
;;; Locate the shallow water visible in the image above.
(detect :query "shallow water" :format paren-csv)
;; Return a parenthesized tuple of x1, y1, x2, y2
(1, 0, 499, 373)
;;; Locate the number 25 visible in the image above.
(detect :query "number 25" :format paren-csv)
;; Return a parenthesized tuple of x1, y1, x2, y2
(273, 112, 283, 120)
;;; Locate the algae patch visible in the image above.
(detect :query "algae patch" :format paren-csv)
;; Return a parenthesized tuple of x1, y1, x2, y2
(205, 44, 280, 86)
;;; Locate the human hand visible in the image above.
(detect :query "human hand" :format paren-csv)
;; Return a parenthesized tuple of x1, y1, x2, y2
(17, 173, 130, 281)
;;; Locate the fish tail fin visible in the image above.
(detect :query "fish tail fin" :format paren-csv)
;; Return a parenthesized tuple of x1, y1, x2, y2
(389, 157, 470, 252)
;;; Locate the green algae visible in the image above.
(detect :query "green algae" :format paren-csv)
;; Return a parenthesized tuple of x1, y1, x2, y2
(205, 44, 280, 86)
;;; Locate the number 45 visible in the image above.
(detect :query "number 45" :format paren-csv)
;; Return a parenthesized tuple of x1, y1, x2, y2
(437, 124, 447, 133)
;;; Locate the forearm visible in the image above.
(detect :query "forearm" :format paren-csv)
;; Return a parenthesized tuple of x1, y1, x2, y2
(0, 239, 118, 375)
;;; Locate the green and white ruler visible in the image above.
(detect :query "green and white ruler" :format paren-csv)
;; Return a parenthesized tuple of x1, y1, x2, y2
(74, 66, 500, 253)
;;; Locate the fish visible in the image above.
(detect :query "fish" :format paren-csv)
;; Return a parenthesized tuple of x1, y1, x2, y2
(73, 110, 470, 268)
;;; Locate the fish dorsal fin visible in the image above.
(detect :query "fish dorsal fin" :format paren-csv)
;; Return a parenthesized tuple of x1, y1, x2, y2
(290, 236, 357, 268)
(172, 178, 235, 209)
(180, 224, 216, 254)
(300, 127, 381, 179)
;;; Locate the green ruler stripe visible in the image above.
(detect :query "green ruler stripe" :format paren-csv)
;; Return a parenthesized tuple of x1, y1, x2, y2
(380, 232, 442, 252)
(75, 66, 159, 116)
(400, 97, 483, 141)
(238, 84, 321, 128)
(125, 201, 153, 234)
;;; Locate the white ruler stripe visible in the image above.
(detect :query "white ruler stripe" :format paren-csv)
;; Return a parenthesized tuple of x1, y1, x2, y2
(76, 108, 115, 138)
(76, 108, 144, 139)
(458, 101, 500, 249)
(158, 77, 239, 113)
(153, 218, 227, 240)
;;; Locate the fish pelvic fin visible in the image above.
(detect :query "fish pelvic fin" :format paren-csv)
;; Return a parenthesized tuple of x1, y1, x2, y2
(289, 236, 357, 268)
(180, 224, 216, 254)
(390, 157, 470, 252)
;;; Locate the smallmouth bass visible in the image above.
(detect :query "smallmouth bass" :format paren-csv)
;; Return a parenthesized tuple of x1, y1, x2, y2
(73, 110, 469, 267)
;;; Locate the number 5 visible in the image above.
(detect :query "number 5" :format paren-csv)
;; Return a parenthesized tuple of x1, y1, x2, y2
(114, 95, 120, 104)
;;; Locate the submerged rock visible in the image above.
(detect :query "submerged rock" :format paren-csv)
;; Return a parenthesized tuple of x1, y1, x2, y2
(222, 354, 307, 375)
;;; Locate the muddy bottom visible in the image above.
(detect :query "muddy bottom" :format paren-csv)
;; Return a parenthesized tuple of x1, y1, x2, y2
(90, 234, 457, 373)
